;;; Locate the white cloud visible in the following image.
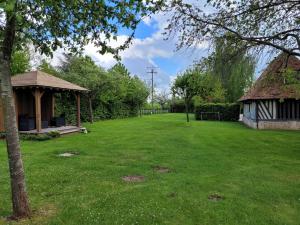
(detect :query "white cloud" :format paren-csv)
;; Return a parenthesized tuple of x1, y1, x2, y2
(47, 9, 209, 92)
(142, 16, 152, 26)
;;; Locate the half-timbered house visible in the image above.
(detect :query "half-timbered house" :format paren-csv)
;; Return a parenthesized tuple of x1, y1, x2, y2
(239, 53, 300, 130)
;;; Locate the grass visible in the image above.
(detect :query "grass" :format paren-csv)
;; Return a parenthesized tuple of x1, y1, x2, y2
(0, 114, 300, 225)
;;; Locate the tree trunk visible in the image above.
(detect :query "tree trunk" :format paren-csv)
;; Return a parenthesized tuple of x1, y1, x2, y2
(185, 98, 189, 122)
(139, 105, 142, 117)
(0, 4, 31, 219)
(0, 57, 31, 219)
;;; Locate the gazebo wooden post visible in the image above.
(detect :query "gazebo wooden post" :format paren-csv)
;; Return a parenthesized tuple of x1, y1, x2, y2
(51, 93, 55, 118)
(34, 88, 45, 133)
(35, 88, 42, 133)
(76, 92, 81, 127)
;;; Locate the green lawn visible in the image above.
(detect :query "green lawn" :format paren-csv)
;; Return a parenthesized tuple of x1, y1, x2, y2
(0, 114, 300, 225)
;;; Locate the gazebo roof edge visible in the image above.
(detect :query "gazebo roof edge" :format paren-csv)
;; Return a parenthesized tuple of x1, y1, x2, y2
(12, 70, 89, 92)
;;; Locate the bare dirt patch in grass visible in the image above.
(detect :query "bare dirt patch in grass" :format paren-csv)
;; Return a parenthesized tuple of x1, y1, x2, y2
(153, 166, 171, 173)
(4, 204, 56, 224)
(58, 151, 80, 157)
(208, 193, 224, 202)
(167, 192, 177, 198)
(122, 175, 145, 183)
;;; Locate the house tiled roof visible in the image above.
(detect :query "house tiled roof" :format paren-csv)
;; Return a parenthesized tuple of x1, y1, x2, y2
(12, 70, 88, 91)
(239, 53, 300, 101)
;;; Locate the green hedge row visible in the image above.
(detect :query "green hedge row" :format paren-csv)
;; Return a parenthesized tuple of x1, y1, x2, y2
(169, 101, 194, 113)
(194, 103, 240, 121)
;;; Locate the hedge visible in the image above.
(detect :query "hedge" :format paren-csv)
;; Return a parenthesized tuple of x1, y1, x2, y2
(170, 101, 194, 113)
(194, 103, 240, 121)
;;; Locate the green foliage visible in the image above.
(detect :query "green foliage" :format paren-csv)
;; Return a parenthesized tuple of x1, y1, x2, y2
(20, 134, 51, 141)
(169, 99, 194, 113)
(195, 103, 240, 121)
(282, 68, 300, 99)
(154, 91, 170, 109)
(10, 49, 31, 75)
(166, 1, 299, 57)
(171, 67, 226, 122)
(172, 66, 226, 103)
(38, 59, 61, 77)
(108, 63, 131, 77)
(144, 102, 165, 110)
(1, 1, 163, 57)
(47, 131, 61, 138)
(19, 130, 60, 141)
(201, 36, 256, 102)
(39, 56, 149, 123)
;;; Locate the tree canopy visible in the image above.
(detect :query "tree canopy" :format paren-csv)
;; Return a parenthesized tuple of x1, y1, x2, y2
(199, 36, 256, 102)
(10, 48, 30, 75)
(165, 0, 300, 56)
(1, 0, 163, 57)
(39, 57, 149, 122)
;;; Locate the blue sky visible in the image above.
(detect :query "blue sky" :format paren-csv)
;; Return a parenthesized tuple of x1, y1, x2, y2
(49, 9, 212, 92)
(50, 6, 275, 93)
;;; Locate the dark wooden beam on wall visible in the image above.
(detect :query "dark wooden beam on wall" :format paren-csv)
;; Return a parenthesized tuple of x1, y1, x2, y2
(52, 93, 55, 118)
(255, 101, 259, 129)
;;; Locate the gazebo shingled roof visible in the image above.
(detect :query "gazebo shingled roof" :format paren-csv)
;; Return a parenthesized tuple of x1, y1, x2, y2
(12, 70, 88, 91)
(239, 53, 300, 101)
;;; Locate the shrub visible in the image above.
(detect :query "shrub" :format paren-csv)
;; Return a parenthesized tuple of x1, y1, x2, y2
(48, 131, 61, 138)
(19, 131, 61, 141)
(169, 99, 194, 113)
(194, 103, 240, 121)
(20, 134, 52, 141)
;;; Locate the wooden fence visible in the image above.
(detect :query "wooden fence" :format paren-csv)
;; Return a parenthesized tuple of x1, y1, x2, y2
(140, 109, 169, 115)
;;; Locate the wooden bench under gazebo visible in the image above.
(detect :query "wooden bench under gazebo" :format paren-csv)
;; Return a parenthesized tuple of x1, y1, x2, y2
(0, 70, 88, 134)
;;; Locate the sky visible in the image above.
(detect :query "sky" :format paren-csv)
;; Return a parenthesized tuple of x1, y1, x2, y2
(48, 2, 274, 94)
(49, 10, 209, 92)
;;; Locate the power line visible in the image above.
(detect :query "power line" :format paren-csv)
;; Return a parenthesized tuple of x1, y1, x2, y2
(147, 66, 158, 114)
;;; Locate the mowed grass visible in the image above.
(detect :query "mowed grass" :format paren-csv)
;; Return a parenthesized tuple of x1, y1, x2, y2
(0, 114, 300, 225)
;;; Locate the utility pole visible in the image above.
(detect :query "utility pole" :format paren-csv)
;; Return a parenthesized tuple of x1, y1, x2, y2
(147, 66, 158, 114)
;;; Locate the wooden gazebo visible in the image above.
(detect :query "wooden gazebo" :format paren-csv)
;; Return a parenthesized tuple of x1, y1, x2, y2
(0, 70, 88, 134)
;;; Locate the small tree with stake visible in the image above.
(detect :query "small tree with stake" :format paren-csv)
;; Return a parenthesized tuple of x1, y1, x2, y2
(0, 0, 162, 219)
(172, 72, 195, 122)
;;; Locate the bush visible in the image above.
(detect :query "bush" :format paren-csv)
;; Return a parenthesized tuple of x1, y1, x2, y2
(48, 131, 61, 138)
(20, 134, 52, 141)
(194, 103, 240, 121)
(169, 99, 194, 113)
(19, 131, 61, 141)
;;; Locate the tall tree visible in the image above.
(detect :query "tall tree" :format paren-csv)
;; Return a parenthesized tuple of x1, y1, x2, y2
(200, 36, 256, 102)
(171, 66, 226, 120)
(109, 63, 131, 77)
(38, 59, 61, 77)
(0, 0, 162, 219)
(166, 0, 300, 56)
